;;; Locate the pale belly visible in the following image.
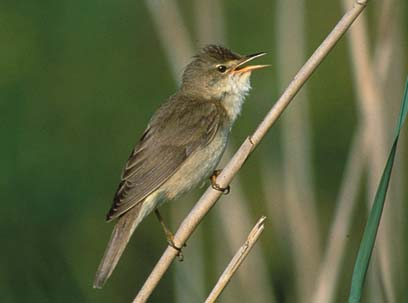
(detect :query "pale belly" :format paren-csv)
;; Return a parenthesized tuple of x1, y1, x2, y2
(136, 129, 229, 222)
(161, 129, 229, 201)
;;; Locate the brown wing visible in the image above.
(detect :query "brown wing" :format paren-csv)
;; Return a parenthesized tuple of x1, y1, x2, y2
(106, 96, 225, 221)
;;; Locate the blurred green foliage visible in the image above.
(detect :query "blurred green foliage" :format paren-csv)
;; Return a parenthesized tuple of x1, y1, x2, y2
(1, 0, 407, 302)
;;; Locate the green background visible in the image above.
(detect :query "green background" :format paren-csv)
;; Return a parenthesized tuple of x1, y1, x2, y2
(1, 0, 407, 302)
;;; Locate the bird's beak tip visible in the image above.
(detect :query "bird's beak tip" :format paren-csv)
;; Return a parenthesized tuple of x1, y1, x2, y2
(246, 52, 267, 59)
(233, 51, 269, 73)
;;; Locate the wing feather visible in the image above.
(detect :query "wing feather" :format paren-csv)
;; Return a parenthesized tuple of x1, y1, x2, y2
(106, 96, 225, 220)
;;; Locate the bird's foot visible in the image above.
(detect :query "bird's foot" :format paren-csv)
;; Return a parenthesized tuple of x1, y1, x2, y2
(166, 236, 186, 262)
(154, 209, 186, 261)
(210, 169, 230, 194)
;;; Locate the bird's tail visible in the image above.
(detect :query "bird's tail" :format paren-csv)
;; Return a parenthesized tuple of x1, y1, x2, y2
(93, 203, 144, 289)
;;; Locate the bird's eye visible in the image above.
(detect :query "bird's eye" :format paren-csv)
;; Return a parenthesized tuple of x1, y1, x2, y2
(217, 65, 227, 73)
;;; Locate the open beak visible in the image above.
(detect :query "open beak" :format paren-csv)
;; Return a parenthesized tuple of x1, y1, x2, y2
(233, 52, 269, 74)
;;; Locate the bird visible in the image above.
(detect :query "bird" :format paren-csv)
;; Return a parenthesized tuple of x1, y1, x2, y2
(93, 45, 268, 288)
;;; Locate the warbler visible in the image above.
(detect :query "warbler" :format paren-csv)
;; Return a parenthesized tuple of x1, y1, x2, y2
(94, 45, 268, 288)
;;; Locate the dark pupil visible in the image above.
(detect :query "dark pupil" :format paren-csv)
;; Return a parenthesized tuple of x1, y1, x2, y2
(217, 65, 227, 73)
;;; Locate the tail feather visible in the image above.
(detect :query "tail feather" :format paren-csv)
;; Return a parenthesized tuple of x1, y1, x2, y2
(93, 203, 143, 289)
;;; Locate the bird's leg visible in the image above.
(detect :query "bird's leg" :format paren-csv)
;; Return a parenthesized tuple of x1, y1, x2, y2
(154, 209, 185, 261)
(210, 169, 230, 194)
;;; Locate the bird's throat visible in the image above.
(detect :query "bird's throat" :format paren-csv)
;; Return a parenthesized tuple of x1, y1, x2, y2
(220, 74, 251, 123)
(220, 91, 246, 123)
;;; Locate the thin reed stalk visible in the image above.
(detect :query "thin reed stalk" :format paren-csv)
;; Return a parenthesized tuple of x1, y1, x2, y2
(204, 217, 267, 303)
(276, 0, 320, 301)
(194, 0, 225, 45)
(216, 172, 276, 302)
(144, 0, 193, 79)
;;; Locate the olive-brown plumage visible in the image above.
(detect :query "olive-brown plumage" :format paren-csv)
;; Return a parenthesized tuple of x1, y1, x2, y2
(94, 45, 267, 288)
(106, 96, 227, 221)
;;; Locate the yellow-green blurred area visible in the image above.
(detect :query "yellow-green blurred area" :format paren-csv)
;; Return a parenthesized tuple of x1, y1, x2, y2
(1, 0, 407, 302)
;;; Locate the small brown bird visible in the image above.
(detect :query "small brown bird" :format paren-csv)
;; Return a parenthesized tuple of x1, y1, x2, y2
(94, 45, 268, 288)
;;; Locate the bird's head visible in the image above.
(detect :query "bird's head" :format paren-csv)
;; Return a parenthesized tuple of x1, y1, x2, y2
(180, 45, 268, 100)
